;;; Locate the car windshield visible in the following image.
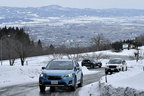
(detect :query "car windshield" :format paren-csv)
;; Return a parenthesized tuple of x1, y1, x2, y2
(108, 59, 122, 64)
(83, 59, 93, 62)
(83, 59, 89, 62)
(46, 61, 73, 70)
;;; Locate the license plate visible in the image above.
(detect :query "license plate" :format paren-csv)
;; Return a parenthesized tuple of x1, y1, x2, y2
(111, 69, 114, 70)
(51, 81, 58, 84)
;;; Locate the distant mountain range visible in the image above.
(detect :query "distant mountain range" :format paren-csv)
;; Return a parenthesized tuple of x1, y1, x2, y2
(0, 5, 144, 23)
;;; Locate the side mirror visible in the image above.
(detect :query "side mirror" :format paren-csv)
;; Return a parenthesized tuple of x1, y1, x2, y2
(122, 60, 126, 64)
(74, 67, 80, 71)
(76, 67, 80, 70)
(42, 67, 46, 70)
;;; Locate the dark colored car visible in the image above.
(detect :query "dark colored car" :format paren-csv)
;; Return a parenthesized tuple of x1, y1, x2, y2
(39, 59, 83, 92)
(81, 59, 102, 68)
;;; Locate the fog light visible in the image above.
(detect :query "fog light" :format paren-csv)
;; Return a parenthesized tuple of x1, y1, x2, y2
(69, 80, 72, 84)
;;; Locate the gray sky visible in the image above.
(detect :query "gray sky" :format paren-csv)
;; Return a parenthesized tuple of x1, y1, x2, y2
(0, 0, 144, 9)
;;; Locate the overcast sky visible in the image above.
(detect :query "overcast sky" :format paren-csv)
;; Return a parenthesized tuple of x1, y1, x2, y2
(0, 0, 144, 9)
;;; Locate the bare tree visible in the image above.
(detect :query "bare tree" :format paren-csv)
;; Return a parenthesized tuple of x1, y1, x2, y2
(3, 38, 18, 66)
(91, 33, 110, 51)
(135, 34, 144, 45)
(14, 40, 32, 66)
(48, 53, 64, 60)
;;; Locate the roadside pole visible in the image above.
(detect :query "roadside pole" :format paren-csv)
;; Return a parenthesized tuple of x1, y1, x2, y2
(105, 68, 107, 83)
(105, 74, 107, 83)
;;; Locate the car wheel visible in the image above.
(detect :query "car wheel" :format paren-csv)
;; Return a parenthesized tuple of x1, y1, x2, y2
(105, 71, 108, 75)
(50, 86, 55, 92)
(125, 67, 128, 71)
(99, 63, 102, 68)
(122, 67, 124, 71)
(110, 71, 113, 74)
(78, 74, 83, 87)
(118, 69, 120, 72)
(71, 77, 76, 91)
(82, 63, 84, 66)
(39, 85, 46, 92)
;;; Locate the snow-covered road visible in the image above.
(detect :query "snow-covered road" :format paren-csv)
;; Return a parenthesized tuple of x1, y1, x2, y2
(0, 68, 105, 96)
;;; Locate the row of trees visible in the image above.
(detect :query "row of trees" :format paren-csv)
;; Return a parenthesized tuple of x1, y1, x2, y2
(1, 26, 144, 66)
(111, 38, 143, 51)
(0, 27, 45, 66)
(0, 27, 112, 66)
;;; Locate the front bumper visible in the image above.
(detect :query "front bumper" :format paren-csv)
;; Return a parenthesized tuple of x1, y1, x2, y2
(105, 68, 119, 72)
(95, 63, 101, 66)
(39, 76, 74, 87)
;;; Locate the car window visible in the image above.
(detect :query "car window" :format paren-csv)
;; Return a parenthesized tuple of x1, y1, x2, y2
(46, 61, 73, 70)
(83, 60, 90, 62)
(90, 59, 94, 62)
(108, 59, 122, 64)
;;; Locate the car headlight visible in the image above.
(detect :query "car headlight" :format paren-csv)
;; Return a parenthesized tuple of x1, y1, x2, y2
(117, 65, 121, 68)
(105, 65, 109, 68)
(40, 73, 45, 77)
(65, 73, 73, 77)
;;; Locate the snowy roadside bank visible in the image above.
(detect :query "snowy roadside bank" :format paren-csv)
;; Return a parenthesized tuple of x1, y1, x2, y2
(99, 60, 144, 96)
(99, 83, 144, 96)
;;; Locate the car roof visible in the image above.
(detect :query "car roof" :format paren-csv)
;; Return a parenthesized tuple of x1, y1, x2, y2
(83, 59, 94, 60)
(110, 58, 123, 60)
(52, 59, 74, 62)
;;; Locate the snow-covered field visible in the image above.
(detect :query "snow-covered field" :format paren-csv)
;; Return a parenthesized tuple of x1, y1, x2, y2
(1, 47, 144, 95)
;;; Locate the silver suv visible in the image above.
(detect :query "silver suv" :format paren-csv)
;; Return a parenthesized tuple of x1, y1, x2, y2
(105, 58, 127, 75)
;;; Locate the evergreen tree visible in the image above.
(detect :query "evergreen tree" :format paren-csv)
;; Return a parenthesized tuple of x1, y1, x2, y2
(111, 41, 123, 51)
(37, 39, 42, 48)
(49, 44, 55, 53)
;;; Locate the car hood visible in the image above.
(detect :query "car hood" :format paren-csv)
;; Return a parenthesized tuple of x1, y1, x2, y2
(42, 70, 74, 76)
(107, 64, 122, 66)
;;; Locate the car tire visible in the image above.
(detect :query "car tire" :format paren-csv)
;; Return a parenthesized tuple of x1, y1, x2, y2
(99, 63, 102, 68)
(105, 71, 108, 75)
(82, 63, 84, 66)
(125, 67, 128, 71)
(50, 87, 55, 92)
(122, 67, 124, 71)
(39, 85, 46, 92)
(71, 77, 76, 91)
(78, 74, 83, 87)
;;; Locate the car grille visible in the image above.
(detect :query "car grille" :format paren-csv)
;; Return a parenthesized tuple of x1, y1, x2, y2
(44, 82, 66, 86)
(47, 76, 62, 80)
(109, 66, 117, 68)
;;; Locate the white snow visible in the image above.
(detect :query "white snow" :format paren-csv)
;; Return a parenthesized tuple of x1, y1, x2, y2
(79, 82, 100, 96)
(82, 66, 98, 75)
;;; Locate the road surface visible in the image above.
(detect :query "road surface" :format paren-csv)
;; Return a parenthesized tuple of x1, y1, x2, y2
(0, 68, 105, 96)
